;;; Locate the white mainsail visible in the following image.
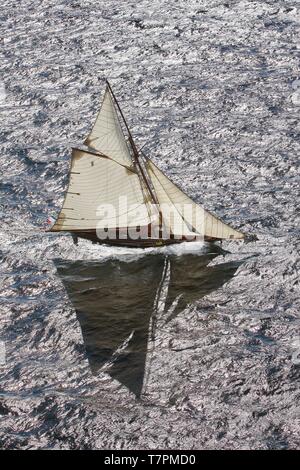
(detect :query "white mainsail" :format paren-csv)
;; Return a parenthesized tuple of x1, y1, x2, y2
(51, 149, 153, 231)
(147, 159, 244, 240)
(84, 87, 132, 166)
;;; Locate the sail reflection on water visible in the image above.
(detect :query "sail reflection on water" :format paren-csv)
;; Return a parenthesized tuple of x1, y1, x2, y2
(56, 246, 242, 397)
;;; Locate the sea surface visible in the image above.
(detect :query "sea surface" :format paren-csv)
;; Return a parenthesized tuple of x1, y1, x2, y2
(0, 0, 299, 449)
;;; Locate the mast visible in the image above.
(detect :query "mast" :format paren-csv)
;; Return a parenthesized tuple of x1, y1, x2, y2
(105, 80, 159, 207)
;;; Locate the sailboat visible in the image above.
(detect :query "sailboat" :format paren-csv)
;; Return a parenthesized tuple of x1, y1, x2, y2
(50, 81, 244, 248)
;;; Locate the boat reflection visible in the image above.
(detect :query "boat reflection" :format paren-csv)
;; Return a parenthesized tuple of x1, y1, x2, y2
(56, 245, 242, 397)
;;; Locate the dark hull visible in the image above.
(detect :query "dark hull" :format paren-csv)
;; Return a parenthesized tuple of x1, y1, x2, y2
(66, 230, 219, 248)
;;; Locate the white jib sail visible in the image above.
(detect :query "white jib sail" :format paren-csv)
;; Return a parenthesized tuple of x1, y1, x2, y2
(84, 87, 132, 166)
(51, 149, 153, 232)
(147, 160, 244, 240)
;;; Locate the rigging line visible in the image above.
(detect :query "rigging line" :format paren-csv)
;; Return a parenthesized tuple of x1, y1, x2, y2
(72, 148, 136, 173)
(147, 159, 210, 235)
(84, 111, 152, 217)
(138, 151, 171, 236)
(108, 84, 135, 163)
(105, 80, 137, 155)
(148, 158, 243, 236)
(149, 167, 197, 235)
(105, 80, 159, 207)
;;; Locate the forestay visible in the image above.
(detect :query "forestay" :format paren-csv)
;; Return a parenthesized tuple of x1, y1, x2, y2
(147, 159, 244, 240)
(84, 87, 132, 167)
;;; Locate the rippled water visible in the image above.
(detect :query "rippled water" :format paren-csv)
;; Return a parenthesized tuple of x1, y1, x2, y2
(1, 0, 300, 450)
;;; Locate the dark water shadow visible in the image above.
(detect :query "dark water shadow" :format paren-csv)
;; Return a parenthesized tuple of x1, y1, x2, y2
(55, 245, 243, 397)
